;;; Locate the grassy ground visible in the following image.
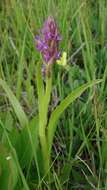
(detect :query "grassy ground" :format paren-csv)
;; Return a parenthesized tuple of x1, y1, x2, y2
(0, 0, 107, 189)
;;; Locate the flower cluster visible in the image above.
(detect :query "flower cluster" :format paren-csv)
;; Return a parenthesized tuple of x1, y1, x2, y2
(35, 16, 61, 64)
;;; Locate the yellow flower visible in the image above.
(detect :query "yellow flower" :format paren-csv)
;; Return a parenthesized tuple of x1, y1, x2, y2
(57, 52, 67, 67)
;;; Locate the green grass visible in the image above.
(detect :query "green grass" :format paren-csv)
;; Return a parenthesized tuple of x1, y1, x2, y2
(0, 0, 107, 189)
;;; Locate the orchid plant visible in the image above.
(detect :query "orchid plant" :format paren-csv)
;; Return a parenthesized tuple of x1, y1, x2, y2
(35, 16, 61, 175)
(35, 16, 101, 176)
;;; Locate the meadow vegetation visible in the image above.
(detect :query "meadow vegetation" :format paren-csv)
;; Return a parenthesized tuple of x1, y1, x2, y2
(0, 0, 107, 189)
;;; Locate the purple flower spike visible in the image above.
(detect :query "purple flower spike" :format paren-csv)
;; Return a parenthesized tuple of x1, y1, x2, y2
(35, 16, 61, 64)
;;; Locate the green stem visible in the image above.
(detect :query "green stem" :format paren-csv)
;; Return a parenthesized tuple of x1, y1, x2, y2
(37, 63, 52, 175)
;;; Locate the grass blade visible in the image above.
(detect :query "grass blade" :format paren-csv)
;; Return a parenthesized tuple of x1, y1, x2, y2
(0, 79, 28, 127)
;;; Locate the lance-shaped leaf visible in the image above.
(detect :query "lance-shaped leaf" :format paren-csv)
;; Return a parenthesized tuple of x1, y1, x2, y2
(48, 80, 102, 152)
